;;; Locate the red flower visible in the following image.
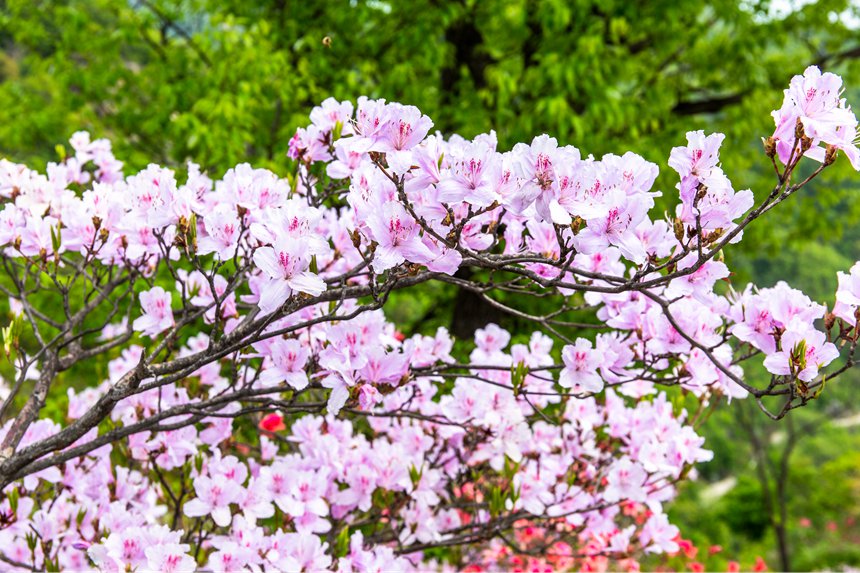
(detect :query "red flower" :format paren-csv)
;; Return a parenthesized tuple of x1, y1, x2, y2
(259, 413, 286, 432)
(677, 538, 698, 559)
(690, 562, 704, 573)
(727, 561, 740, 572)
(753, 556, 768, 572)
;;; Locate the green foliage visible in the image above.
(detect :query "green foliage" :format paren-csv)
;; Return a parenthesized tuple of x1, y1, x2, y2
(718, 476, 771, 540)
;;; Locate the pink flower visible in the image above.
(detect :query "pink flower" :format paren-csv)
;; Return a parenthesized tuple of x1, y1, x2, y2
(575, 190, 650, 264)
(365, 200, 433, 271)
(475, 323, 511, 353)
(207, 541, 257, 573)
(771, 65, 859, 170)
(834, 261, 860, 326)
(176, 270, 237, 324)
(372, 103, 433, 153)
(665, 254, 730, 303)
(349, 97, 391, 148)
(183, 475, 244, 527)
(273, 533, 332, 572)
(132, 287, 174, 337)
(731, 289, 779, 354)
(762, 318, 839, 382)
(91, 528, 148, 570)
(357, 384, 381, 410)
(334, 464, 378, 512)
(669, 131, 725, 180)
(640, 513, 680, 554)
(509, 134, 560, 214)
(266, 468, 332, 535)
(436, 140, 501, 207)
(358, 347, 408, 386)
(144, 544, 196, 573)
(607, 526, 635, 553)
(18, 216, 59, 257)
(826, 123, 860, 169)
(677, 538, 698, 559)
(671, 131, 753, 235)
(288, 125, 332, 163)
(309, 97, 354, 134)
(604, 458, 648, 503)
(559, 338, 605, 394)
(198, 204, 242, 260)
(253, 237, 326, 314)
(258, 338, 310, 389)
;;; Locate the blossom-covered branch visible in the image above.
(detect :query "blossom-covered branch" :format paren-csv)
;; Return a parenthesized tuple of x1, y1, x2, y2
(0, 65, 856, 571)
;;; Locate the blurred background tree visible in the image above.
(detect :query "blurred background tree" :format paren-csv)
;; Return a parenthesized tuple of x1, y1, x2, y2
(2, 0, 860, 569)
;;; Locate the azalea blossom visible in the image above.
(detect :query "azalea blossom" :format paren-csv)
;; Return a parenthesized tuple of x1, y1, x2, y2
(762, 318, 839, 382)
(252, 237, 326, 314)
(771, 65, 860, 170)
(559, 338, 605, 393)
(257, 338, 310, 389)
(132, 287, 174, 337)
(834, 261, 860, 326)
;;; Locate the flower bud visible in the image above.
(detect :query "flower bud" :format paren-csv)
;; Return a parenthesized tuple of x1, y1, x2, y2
(795, 117, 805, 141)
(824, 144, 838, 166)
(178, 216, 189, 235)
(762, 136, 776, 158)
(824, 311, 836, 331)
(673, 218, 685, 243)
(571, 216, 583, 235)
(705, 227, 724, 246)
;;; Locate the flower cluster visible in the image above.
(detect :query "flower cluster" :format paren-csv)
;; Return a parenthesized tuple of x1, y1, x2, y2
(0, 319, 711, 572)
(0, 67, 857, 571)
(771, 65, 859, 169)
(731, 282, 839, 383)
(669, 131, 754, 240)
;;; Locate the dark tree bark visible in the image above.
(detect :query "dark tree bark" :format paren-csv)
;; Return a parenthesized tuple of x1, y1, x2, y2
(449, 267, 504, 340)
